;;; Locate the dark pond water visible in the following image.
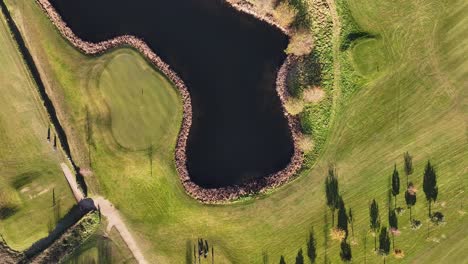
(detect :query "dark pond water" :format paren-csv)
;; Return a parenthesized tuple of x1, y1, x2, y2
(49, 0, 294, 188)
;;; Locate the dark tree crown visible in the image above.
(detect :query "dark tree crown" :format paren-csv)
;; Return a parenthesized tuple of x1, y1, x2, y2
(337, 196, 349, 236)
(423, 161, 438, 202)
(405, 182, 417, 207)
(307, 229, 317, 263)
(389, 209, 398, 230)
(379, 227, 391, 255)
(392, 165, 400, 197)
(369, 199, 380, 231)
(279, 255, 286, 264)
(340, 240, 352, 262)
(325, 165, 340, 210)
(295, 249, 304, 264)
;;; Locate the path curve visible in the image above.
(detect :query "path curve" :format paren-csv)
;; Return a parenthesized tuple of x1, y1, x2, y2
(61, 163, 148, 264)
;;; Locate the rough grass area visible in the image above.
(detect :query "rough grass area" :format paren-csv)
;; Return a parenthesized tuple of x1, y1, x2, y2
(3, 0, 467, 263)
(0, 8, 75, 251)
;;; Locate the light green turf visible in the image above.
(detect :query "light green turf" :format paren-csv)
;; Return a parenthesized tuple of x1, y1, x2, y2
(99, 53, 180, 150)
(4, 0, 467, 263)
(0, 8, 75, 250)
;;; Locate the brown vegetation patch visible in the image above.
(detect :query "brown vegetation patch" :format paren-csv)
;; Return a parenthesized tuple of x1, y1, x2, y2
(286, 30, 314, 56)
(304, 86, 325, 103)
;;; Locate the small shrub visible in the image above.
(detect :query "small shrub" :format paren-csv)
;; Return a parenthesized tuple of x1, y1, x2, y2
(431, 212, 444, 224)
(411, 219, 422, 230)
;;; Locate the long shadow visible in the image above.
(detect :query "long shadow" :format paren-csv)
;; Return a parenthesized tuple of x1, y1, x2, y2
(23, 199, 96, 260)
(0, 0, 87, 195)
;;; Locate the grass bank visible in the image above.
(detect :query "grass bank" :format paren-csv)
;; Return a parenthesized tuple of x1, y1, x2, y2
(3, 0, 467, 263)
(0, 4, 75, 250)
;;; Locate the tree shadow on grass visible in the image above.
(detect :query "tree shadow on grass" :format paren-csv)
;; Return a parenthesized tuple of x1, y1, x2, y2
(24, 199, 95, 259)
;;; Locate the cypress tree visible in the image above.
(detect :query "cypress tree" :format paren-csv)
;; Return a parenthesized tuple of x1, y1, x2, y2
(403, 152, 413, 185)
(369, 199, 380, 250)
(47, 126, 50, 141)
(391, 165, 400, 209)
(405, 182, 417, 222)
(340, 240, 352, 262)
(423, 161, 438, 217)
(295, 249, 304, 264)
(379, 227, 391, 264)
(388, 209, 398, 250)
(325, 165, 340, 226)
(279, 255, 286, 264)
(306, 228, 317, 263)
(337, 196, 348, 238)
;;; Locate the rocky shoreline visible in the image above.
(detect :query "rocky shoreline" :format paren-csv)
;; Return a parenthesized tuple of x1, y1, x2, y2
(36, 0, 304, 203)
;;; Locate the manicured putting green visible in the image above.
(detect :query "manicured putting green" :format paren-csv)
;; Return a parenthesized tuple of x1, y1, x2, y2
(352, 38, 386, 76)
(98, 52, 180, 150)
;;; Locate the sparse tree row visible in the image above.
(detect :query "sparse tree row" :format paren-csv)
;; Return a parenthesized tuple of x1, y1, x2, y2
(271, 152, 444, 263)
(188, 238, 212, 264)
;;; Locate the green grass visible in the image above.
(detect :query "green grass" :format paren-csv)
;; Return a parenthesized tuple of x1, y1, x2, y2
(0, 7, 75, 250)
(351, 38, 387, 77)
(98, 52, 180, 150)
(3, 0, 467, 263)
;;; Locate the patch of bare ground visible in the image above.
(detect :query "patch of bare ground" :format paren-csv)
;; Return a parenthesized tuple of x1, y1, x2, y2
(303, 86, 325, 103)
(0, 241, 23, 264)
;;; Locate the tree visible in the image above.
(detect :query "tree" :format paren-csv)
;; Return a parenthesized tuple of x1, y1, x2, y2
(388, 209, 398, 250)
(423, 161, 438, 217)
(405, 182, 417, 222)
(391, 165, 400, 209)
(348, 208, 354, 238)
(279, 255, 286, 264)
(325, 165, 340, 225)
(369, 199, 380, 250)
(337, 196, 349, 238)
(403, 152, 413, 185)
(306, 228, 317, 263)
(295, 249, 304, 264)
(340, 240, 352, 262)
(288, 0, 311, 29)
(379, 227, 391, 264)
(47, 126, 50, 141)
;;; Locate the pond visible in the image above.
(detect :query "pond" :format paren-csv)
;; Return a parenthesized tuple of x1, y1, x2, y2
(49, 0, 294, 188)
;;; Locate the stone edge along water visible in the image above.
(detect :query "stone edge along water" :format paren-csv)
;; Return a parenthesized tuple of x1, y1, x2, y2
(36, 0, 304, 203)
